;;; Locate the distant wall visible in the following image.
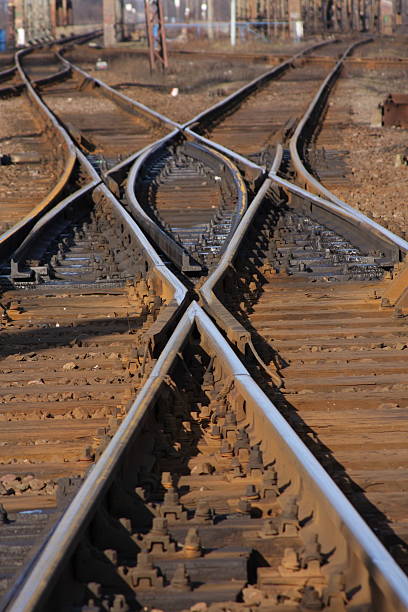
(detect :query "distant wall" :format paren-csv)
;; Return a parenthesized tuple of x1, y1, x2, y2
(72, 0, 102, 24)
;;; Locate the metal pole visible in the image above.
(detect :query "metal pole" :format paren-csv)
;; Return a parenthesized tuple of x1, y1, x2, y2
(208, 0, 214, 40)
(230, 0, 236, 46)
(103, 0, 117, 46)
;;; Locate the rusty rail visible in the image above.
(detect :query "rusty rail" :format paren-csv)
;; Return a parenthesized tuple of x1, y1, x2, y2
(182, 40, 334, 134)
(5, 300, 408, 611)
(0, 42, 83, 259)
(3, 32, 408, 612)
(125, 135, 248, 273)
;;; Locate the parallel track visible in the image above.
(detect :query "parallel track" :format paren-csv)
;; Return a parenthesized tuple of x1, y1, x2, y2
(0, 58, 67, 237)
(0, 182, 185, 601)
(1, 35, 408, 612)
(211, 184, 408, 574)
(310, 53, 408, 238)
(186, 40, 361, 162)
(23, 48, 174, 172)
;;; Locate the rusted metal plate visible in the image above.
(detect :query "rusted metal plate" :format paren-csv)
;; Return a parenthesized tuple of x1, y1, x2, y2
(382, 93, 408, 127)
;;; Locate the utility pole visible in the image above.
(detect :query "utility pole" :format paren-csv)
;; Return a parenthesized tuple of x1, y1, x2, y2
(266, 0, 271, 38)
(230, 0, 236, 46)
(145, 0, 168, 71)
(208, 0, 214, 40)
(103, 0, 118, 46)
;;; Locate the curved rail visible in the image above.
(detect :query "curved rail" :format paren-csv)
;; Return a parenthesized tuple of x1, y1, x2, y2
(288, 37, 408, 278)
(1, 29, 168, 259)
(0, 45, 78, 259)
(290, 39, 371, 204)
(5, 300, 408, 611)
(199, 146, 283, 349)
(3, 33, 408, 612)
(197, 146, 408, 608)
(126, 136, 248, 274)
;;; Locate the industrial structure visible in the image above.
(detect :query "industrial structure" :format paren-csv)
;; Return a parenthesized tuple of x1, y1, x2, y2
(3, 0, 100, 46)
(1, 0, 406, 48)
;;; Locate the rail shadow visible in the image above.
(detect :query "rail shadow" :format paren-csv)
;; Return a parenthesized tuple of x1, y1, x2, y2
(221, 195, 408, 572)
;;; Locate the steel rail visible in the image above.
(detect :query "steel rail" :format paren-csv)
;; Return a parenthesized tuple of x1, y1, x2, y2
(289, 39, 371, 211)
(269, 172, 408, 257)
(0, 47, 78, 260)
(183, 127, 265, 185)
(8, 168, 187, 349)
(56, 50, 181, 132)
(0, 35, 190, 610)
(6, 300, 408, 611)
(3, 34, 408, 612)
(125, 139, 202, 273)
(198, 146, 408, 609)
(125, 136, 248, 273)
(199, 139, 408, 342)
(1, 32, 144, 259)
(182, 39, 335, 133)
(287, 37, 408, 303)
(12, 36, 207, 285)
(0, 65, 24, 96)
(0, 33, 106, 257)
(199, 146, 282, 349)
(183, 127, 408, 264)
(175, 35, 408, 263)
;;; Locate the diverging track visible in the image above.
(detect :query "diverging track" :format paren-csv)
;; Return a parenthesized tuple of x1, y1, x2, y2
(1, 34, 408, 612)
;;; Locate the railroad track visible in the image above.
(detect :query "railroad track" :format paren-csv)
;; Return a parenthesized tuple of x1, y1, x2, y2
(20, 44, 178, 172)
(197, 35, 408, 583)
(307, 45, 408, 238)
(116, 39, 348, 276)
(1, 34, 408, 612)
(204, 168, 408, 570)
(0, 57, 69, 239)
(0, 181, 186, 600)
(184, 39, 365, 163)
(16, 43, 249, 274)
(0, 35, 102, 263)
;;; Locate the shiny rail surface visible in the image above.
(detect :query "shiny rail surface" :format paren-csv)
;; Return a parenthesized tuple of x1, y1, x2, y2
(199, 152, 408, 586)
(117, 38, 349, 278)
(184, 39, 360, 164)
(1, 34, 408, 612)
(126, 137, 248, 274)
(5, 302, 408, 611)
(0, 35, 189, 603)
(0, 34, 103, 262)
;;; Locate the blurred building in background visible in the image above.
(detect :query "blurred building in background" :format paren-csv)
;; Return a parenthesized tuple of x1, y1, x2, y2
(2, 0, 408, 50)
(3, 0, 102, 47)
(0, 0, 7, 50)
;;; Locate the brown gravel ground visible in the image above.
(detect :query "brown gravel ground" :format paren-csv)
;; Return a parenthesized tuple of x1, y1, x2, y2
(168, 37, 316, 54)
(0, 95, 63, 233)
(65, 45, 300, 123)
(316, 61, 408, 239)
